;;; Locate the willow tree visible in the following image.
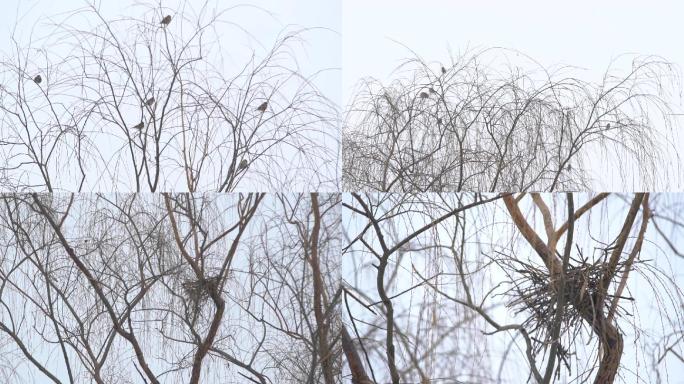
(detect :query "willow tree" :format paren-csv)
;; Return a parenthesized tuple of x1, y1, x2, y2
(341, 192, 684, 383)
(0, 193, 342, 383)
(0, 1, 338, 192)
(343, 49, 681, 192)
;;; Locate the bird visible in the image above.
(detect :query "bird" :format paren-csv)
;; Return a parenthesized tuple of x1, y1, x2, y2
(160, 15, 172, 26)
(441, 66, 447, 75)
(33, 75, 42, 84)
(256, 102, 268, 112)
(145, 97, 155, 106)
(419, 92, 429, 99)
(606, 123, 611, 130)
(238, 159, 248, 170)
(567, 164, 572, 171)
(131, 121, 144, 129)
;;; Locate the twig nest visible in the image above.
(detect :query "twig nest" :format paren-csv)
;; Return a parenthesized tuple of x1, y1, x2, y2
(182, 275, 221, 302)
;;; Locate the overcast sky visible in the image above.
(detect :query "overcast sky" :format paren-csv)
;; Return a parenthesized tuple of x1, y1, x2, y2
(342, 0, 684, 98)
(1, 0, 341, 106)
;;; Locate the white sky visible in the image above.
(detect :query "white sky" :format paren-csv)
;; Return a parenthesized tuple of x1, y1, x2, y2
(1, 0, 341, 105)
(1, 0, 340, 99)
(343, 0, 684, 98)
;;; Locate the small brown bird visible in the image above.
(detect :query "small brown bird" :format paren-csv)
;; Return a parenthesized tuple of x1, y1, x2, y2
(441, 66, 447, 75)
(606, 123, 611, 130)
(145, 97, 155, 106)
(33, 75, 42, 84)
(132, 121, 144, 129)
(256, 102, 268, 112)
(238, 159, 248, 170)
(160, 15, 172, 26)
(419, 92, 429, 99)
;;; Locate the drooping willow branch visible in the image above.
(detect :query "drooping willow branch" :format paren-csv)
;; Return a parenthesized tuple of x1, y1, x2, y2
(344, 49, 681, 191)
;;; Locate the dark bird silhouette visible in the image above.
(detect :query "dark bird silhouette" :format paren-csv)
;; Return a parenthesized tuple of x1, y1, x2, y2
(419, 92, 429, 99)
(606, 123, 611, 130)
(145, 97, 155, 106)
(131, 121, 144, 129)
(567, 164, 572, 171)
(441, 66, 447, 75)
(238, 159, 248, 170)
(160, 15, 172, 26)
(33, 75, 42, 84)
(256, 102, 268, 112)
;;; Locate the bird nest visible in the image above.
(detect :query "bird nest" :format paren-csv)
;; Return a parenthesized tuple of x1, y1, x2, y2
(182, 275, 221, 303)
(494, 247, 638, 361)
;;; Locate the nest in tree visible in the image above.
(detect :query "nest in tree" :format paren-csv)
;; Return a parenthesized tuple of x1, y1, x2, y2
(182, 275, 221, 303)
(508, 260, 604, 334)
(496, 247, 637, 359)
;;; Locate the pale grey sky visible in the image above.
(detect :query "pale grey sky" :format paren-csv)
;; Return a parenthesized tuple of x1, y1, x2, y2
(343, 0, 684, 97)
(1, 0, 341, 104)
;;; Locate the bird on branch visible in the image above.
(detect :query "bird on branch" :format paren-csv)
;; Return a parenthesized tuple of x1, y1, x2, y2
(256, 102, 268, 112)
(33, 75, 42, 84)
(160, 15, 172, 26)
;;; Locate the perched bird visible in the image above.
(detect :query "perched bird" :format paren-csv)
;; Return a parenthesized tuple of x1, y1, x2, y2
(238, 159, 248, 170)
(567, 164, 572, 171)
(441, 66, 447, 75)
(606, 123, 611, 130)
(161, 15, 172, 26)
(419, 92, 429, 99)
(256, 102, 268, 112)
(33, 75, 42, 84)
(131, 121, 144, 129)
(145, 97, 155, 106)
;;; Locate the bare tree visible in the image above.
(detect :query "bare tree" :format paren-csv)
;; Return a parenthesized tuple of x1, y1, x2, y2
(0, 192, 342, 383)
(0, 1, 338, 192)
(343, 48, 681, 192)
(341, 192, 684, 383)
